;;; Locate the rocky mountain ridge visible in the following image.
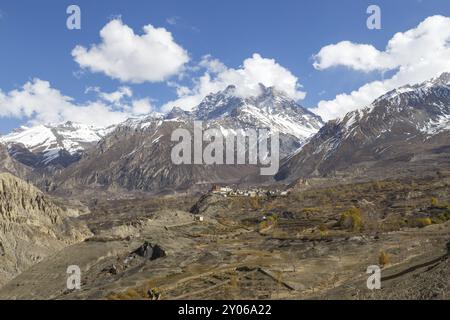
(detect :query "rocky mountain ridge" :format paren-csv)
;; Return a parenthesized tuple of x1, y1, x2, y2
(0, 173, 91, 285)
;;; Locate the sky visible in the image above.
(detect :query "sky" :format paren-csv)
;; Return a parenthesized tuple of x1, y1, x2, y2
(0, 0, 449, 134)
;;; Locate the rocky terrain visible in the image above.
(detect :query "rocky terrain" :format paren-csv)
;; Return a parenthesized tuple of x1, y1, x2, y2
(0, 144, 30, 179)
(0, 171, 448, 299)
(0, 173, 91, 286)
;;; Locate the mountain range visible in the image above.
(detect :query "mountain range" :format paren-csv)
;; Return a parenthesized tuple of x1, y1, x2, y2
(0, 84, 323, 193)
(1, 74, 449, 193)
(276, 72, 450, 181)
(0, 122, 113, 168)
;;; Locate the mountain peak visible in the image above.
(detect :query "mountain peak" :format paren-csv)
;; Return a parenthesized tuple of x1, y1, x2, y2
(62, 121, 74, 127)
(193, 86, 243, 120)
(429, 72, 450, 86)
(257, 83, 286, 98)
(165, 106, 191, 120)
(194, 84, 302, 120)
(372, 72, 450, 107)
(224, 84, 237, 94)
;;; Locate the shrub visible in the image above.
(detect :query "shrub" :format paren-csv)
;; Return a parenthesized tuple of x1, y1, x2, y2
(267, 214, 278, 224)
(250, 197, 261, 210)
(431, 197, 439, 207)
(258, 220, 269, 231)
(379, 251, 390, 267)
(339, 207, 363, 232)
(258, 214, 278, 232)
(430, 211, 450, 224)
(416, 217, 432, 228)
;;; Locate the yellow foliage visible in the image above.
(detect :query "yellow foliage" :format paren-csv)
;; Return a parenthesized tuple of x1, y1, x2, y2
(339, 207, 362, 232)
(431, 197, 439, 207)
(416, 217, 432, 228)
(379, 251, 390, 267)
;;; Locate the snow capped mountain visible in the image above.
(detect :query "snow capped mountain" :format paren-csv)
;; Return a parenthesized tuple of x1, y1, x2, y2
(372, 73, 450, 135)
(192, 84, 323, 140)
(117, 112, 165, 130)
(1, 84, 323, 173)
(191, 84, 323, 157)
(276, 72, 450, 181)
(378, 72, 450, 103)
(109, 84, 324, 158)
(0, 122, 114, 168)
(7, 72, 450, 193)
(193, 85, 242, 120)
(53, 85, 324, 193)
(335, 72, 450, 140)
(121, 83, 323, 142)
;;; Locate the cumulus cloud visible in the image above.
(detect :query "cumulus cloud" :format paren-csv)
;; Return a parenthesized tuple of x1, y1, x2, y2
(72, 19, 189, 83)
(162, 53, 306, 112)
(312, 15, 450, 121)
(0, 79, 153, 127)
(86, 86, 133, 104)
(130, 98, 153, 115)
(313, 41, 396, 72)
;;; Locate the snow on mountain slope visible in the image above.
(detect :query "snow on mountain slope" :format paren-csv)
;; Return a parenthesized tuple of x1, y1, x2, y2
(54, 85, 324, 193)
(1, 83, 323, 179)
(192, 84, 323, 140)
(111, 84, 324, 159)
(0, 122, 114, 168)
(275, 72, 450, 181)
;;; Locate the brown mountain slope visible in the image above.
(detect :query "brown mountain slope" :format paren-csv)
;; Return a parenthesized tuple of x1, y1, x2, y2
(276, 73, 450, 182)
(0, 173, 91, 286)
(0, 144, 30, 179)
(55, 119, 260, 195)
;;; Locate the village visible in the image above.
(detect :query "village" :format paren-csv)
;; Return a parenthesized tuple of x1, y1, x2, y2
(210, 185, 290, 198)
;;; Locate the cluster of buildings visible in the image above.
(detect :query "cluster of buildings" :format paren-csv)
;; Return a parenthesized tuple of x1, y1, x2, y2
(210, 185, 290, 198)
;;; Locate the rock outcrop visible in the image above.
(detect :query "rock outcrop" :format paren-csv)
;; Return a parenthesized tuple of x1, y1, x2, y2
(0, 144, 30, 179)
(0, 173, 91, 286)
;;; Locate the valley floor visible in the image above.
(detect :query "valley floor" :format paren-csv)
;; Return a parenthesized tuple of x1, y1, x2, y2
(0, 173, 449, 300)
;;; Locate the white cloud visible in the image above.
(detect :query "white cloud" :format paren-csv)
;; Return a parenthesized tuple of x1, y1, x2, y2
(130, 98, 153, 115)
(0, 79, 153, 127)
(166, 17, 179, 26)
(313, 41, 395, 72)
(86, 86, 133, 104)
(72, 19, 189, 83)
(198, 54, 228, 73)
(162, 53, 306, 112)
(312, 15, 450, 121)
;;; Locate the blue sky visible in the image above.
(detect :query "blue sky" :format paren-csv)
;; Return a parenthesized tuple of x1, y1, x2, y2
(0, 0, 449, 133)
